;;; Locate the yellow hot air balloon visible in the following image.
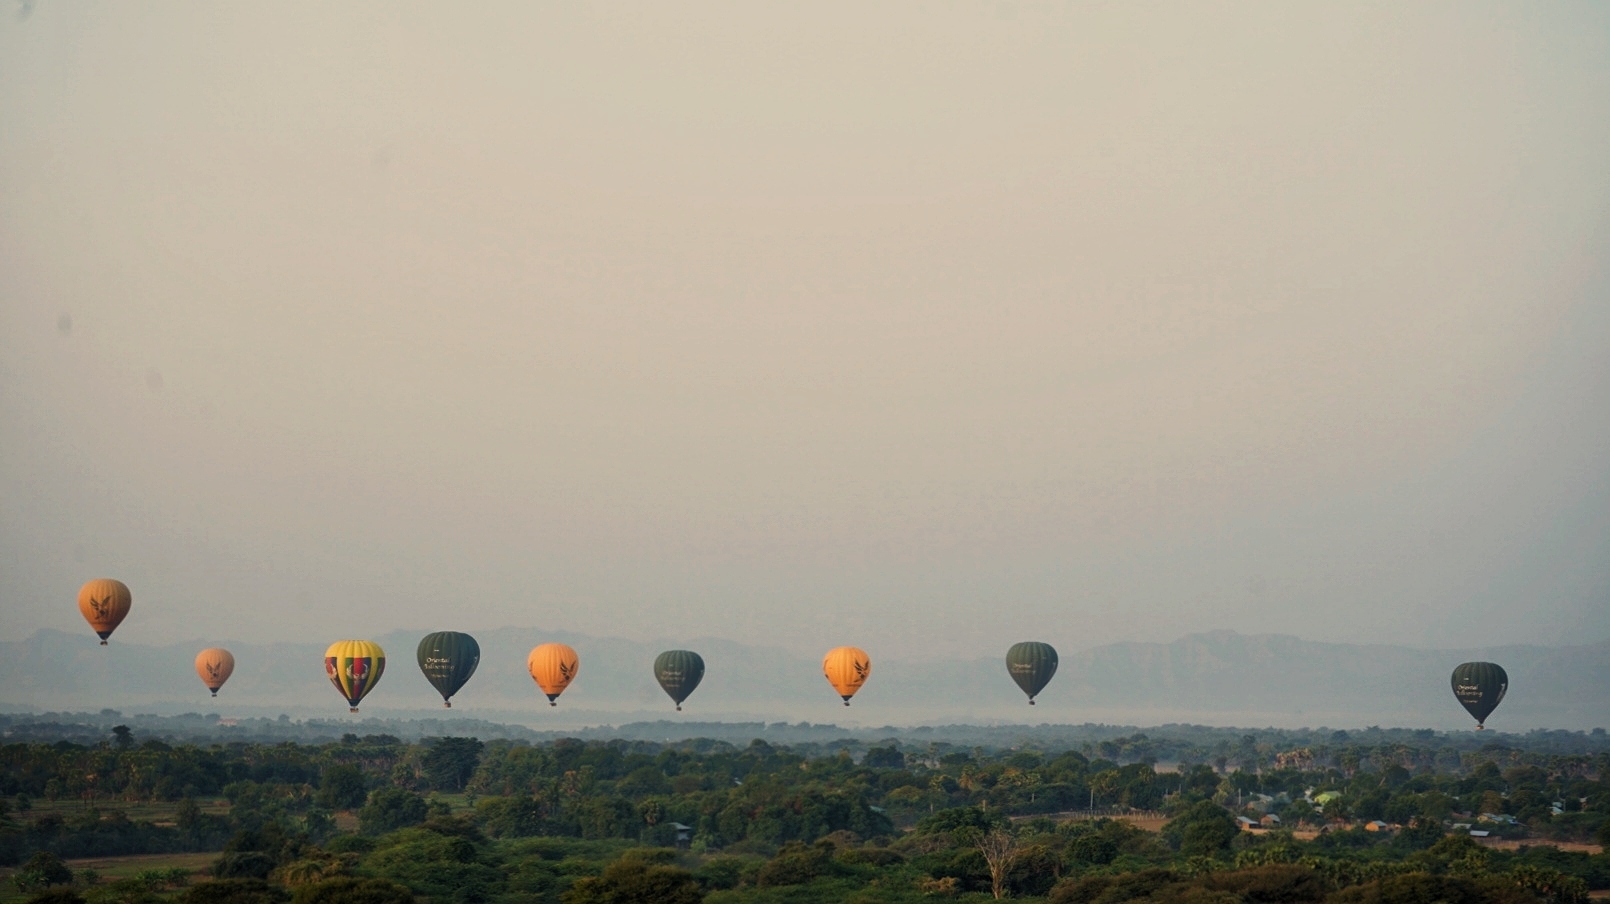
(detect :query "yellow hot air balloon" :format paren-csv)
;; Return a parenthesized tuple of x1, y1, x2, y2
(78, 579, 132, 645)
(527, 643, 579, 706)
(823, 646, 871, 706)
(195, 648, 235, 697)
(325, 640, 385, 713)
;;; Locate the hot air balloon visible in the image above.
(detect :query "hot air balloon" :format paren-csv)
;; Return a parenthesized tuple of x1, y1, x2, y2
(653, 650, 705, 711)
(78, 579, 131, 645)
(1450, 661, 1508, 729)
(823, 646, 871, 706)
(416, 632, 480, 708)
(195, 648, 235, 697)
(325, 640, 386, 713)
(528, 643, 579, 706)
(1006, 641, 1058, 704)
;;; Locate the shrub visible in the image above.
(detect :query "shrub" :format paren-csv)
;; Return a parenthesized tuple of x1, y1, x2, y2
(211, 852, 276, 880)
(561, 858, 703, 904)
(85, 877, 161, 904)
(25, 890, 86, 904)
(322, 835, 375, 855)
(1201, 865, 1327, 904)
(1328, 873, 1495, 904)
(756, 840, 836, 887)
(178, 879, 290, 904)
(289, 878, 416, 904)
(1049, 868, 1182, 904)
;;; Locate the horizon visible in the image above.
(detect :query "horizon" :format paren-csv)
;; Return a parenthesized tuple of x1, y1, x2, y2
(5, 626, 1604, 732)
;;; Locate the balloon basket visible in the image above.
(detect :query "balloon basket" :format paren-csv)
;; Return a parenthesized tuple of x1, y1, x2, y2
(444, 702, 452, 708)
(349, 707, 359, 714)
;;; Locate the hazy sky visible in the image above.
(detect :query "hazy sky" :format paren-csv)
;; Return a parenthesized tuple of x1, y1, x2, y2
(2, 2, 1607, 662)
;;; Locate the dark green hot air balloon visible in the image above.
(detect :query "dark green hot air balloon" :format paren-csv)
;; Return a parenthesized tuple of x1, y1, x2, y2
(653, 650, 705, 711)
(416, 631, 480, 708)
(1450, 661, 1507, 729)
(1006, 641, 1058, 704)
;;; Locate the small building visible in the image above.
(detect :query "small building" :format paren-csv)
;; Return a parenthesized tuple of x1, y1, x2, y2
(1236, 816, 1260, 831)
(670, 823, 693, 850)
(1364, 821, 1390, 833)
(1260, 814, 1282, 828)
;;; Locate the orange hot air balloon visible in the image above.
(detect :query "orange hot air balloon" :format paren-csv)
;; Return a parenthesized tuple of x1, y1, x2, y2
(78, 579, 132, 645)
(195, 648, 235, 697)
(823, 646, 871, 706)
(527, 643, 579, 706)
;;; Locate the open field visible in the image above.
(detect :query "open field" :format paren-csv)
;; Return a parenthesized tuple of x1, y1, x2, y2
(14, 798, 231, 826)
(60, 851, 218, 876)
(0, 851, 217, 904)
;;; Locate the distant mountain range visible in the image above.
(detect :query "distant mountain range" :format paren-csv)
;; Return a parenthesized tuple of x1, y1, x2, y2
(2, 629, 1604, 731)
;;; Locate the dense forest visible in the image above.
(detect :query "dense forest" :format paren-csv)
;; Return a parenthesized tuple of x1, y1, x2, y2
(1, 723, 1607, 903)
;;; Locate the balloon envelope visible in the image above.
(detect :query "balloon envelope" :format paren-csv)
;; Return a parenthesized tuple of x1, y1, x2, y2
(528, 643, 579, 705)
(416, 631, 480, 707)
(653, 650, 705, 710)
(325, 640, 386, 712)
(195, 648, 235, 696)
(823, 646, 871, 705)
(78, 579, 132, 645)
(1005, 642, 1058, 703)
(1450, 661, 1508, 728)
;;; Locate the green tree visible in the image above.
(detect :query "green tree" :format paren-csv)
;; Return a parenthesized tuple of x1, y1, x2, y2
(561, 858, 704, 904)
(755, 840, 836, 887)
(359, 788, 428, 836)
(176, 797, 203, 831)
(1163, 800, 1240, 858)
(14, 852, 75, 892)
(421, 738, 484, 792)
(315, 765, 367, 811)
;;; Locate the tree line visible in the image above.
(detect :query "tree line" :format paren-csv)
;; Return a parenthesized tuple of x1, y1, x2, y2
(2, 728, 1608, 902)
